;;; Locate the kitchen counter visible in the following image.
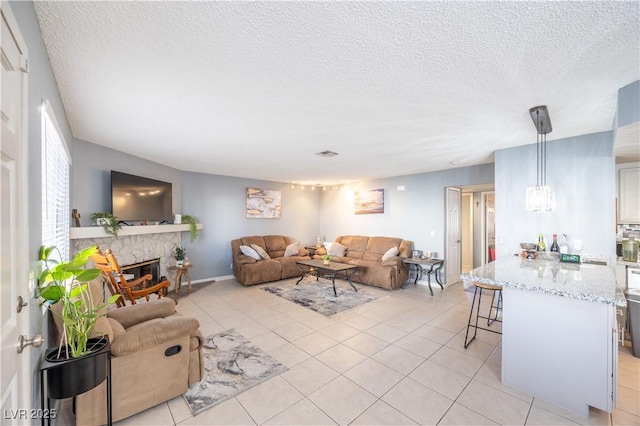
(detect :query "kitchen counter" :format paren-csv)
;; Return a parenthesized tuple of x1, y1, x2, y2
(462, 256, 621, 416)
(616, 257, 640, 267)
(461, 256, 626, 307)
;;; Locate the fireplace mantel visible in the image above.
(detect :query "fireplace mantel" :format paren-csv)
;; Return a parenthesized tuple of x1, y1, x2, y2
(70, 223, 203, 240)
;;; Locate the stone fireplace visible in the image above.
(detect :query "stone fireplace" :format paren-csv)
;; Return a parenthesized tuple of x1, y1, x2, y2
(70, 224, 198, 291)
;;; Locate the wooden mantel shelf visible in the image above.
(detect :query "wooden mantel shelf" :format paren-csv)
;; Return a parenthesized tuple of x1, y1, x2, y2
(70, 223, 203, 240)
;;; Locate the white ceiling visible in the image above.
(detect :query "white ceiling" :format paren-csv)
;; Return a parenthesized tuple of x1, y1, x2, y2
(33, 1, 639, 186)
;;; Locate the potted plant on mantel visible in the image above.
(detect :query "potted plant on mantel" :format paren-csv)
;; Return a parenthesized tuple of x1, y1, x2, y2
(90, 211, 122, 237)
(38, 245, 121, 399)
(181, 214, 198, 242)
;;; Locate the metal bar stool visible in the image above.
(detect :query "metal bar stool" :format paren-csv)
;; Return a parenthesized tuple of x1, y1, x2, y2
(464, 281, 503, 348)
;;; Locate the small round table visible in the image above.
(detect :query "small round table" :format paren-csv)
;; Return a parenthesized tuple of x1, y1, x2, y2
(168, 264, 193, 293)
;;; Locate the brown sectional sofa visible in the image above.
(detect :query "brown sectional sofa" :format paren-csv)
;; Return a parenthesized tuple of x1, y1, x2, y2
(231, 235, 311, 285)
(314, 235, 414, 290)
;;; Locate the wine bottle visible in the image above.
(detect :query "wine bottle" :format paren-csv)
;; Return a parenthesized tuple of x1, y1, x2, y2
(550, 234, 559, 252)
(537, 233, 546, 252)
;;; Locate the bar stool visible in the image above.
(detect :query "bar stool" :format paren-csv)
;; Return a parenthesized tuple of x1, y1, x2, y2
(464, 281, 503, 348)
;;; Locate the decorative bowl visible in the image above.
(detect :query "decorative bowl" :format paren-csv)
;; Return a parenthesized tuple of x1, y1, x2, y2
(520, 243, 537, 250)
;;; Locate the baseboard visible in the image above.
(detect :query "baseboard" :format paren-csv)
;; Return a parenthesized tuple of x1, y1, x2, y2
(191, 275, 234, 284)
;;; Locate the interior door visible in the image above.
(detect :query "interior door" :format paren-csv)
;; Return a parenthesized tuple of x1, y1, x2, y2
(445, 187, 461, 285)
(1, 1, 31, 418)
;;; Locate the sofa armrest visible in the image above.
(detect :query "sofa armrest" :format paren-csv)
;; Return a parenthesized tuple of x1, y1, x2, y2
(315, 247, 327, 256)
(297, 248, 310, 256)
(235, 254, 257, 265)
(110, 315, 201, 356)
(107, 298, 176, 329)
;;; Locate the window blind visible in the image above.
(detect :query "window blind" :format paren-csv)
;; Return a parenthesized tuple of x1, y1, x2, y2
(41, 100, 71, 261)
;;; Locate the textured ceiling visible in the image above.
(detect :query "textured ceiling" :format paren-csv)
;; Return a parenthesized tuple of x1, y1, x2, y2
(33, 1, 639, 186)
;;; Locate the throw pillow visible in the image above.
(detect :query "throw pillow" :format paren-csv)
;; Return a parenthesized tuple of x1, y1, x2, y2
(284, 241, 299, 257)
(382, 246, 399, 261)
(323, 242, 333, 251)
(328, 242, 347, 257)
(240, 245, 262, 260)
(251, 244, 271, 260)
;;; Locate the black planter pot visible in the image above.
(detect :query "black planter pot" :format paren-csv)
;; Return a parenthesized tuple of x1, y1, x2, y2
(42, 337, 110, 399)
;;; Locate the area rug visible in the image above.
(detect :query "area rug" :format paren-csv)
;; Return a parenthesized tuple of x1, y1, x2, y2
(262, 277, 384, 316)
(183, 329, 288, 416)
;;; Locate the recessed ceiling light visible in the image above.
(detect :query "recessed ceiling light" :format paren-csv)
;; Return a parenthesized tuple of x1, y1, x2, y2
(315, 150, 339, 157)
(450, 160, 460, 165)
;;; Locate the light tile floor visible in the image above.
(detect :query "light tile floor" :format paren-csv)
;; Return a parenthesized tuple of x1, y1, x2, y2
(67, 278, 640, 425)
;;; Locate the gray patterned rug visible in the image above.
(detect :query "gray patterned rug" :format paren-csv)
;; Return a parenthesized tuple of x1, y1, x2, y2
(183, 329, 287, 416)
(263, 277, 384, 316)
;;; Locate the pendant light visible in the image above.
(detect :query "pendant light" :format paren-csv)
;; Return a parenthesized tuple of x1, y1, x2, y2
(525, 105, 555, 212)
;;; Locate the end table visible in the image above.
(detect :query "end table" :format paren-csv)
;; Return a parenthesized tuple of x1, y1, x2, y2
(168, 264, 193, 293)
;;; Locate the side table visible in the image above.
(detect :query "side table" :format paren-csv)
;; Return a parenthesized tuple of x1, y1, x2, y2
(305, 246, 321, 257)
(168, 264, 193, 293)
(402, 258, 445, 295)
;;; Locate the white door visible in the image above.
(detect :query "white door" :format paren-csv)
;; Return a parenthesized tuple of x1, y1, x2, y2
(445, 187, 461, 285)
(1, 1, 32, 419)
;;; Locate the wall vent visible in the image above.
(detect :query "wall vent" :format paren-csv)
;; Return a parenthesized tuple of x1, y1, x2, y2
(315, 150, 339, 157)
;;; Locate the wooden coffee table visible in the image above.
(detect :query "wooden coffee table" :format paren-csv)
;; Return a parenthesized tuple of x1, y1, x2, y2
(295, 259, 358, 297)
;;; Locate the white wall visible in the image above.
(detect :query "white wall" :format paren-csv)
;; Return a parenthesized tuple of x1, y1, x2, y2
(495, 131, 616, 260)
(319, 164, 495, 259)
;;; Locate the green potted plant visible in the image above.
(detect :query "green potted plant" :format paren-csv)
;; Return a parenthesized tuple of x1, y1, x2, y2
(90, 211, 122, 237)
(181, 214, 198, 242)
(38, 245, 121, 399)
(174, 245, 186, 267)
(322, 253, 331, 265)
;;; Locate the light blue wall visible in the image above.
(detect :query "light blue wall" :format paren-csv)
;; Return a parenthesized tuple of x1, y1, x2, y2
(617, 80, 640, 128)
(71, 139, 182, 226)
(320, 164, 494, 259)
(9, 0, 75, 411)
(180, 173, 321, 280)
(495, 131, 616, 260)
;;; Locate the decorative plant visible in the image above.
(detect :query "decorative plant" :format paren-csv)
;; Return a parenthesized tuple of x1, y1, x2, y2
(174, 245, 186, 261)
(89, 211, 122, 237)
(181, 214, 198, 242)
(38, 245, 121, 358)
(322, 253, 331, 262)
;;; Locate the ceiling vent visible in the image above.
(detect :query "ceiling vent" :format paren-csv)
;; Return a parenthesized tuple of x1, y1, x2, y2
(315, 150, 339, 158)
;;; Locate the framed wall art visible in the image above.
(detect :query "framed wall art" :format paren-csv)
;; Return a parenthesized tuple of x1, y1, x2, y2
(355, 189, 384, 214)
(246, 188, 282, 218)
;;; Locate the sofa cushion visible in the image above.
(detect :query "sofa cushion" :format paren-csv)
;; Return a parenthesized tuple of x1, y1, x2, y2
(284, 242, 299, 257)
(336, 235, 369, 259)
(264, 235, 288, 258)
(251, 244, 271, 260)
(363, 237, 403, 261)
(240, 245, 262, 260)
(382, 246, 399, 261)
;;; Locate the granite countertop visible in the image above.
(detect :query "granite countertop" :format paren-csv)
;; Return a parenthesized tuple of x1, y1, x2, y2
(461, 256, 626, 307)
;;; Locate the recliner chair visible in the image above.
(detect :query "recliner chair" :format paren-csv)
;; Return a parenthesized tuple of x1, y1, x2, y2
(50, 280, 204, 425)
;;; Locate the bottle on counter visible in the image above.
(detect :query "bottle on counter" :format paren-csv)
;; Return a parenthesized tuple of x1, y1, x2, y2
(559, 234, 569, 254)
(550, 234, 560, 252)
(537, 233, 546, 252)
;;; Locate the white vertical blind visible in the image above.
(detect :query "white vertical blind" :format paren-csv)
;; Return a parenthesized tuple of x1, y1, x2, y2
(41, 100, 71, 260)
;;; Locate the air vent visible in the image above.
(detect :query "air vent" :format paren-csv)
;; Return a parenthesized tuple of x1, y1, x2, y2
(315, 150, 339, 158)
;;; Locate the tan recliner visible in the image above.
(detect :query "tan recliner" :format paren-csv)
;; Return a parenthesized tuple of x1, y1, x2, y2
(50, 280, 204, 425)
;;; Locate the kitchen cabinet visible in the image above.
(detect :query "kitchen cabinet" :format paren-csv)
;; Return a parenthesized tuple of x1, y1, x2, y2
(618, 162, 640, 224)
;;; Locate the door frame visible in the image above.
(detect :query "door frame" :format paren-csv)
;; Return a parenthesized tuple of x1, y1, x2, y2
(445, 186, 462, 286)
(1, 0, 31, 416)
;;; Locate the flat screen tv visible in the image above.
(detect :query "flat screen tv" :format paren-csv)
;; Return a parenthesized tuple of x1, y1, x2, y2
(111, 171, 173, 222)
